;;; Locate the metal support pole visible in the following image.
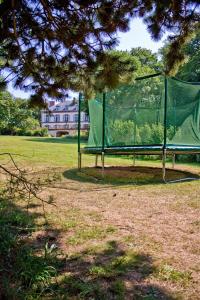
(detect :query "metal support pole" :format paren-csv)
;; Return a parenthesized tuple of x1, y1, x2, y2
(163, 76, 168, 148)
(102, 92, 106, 151)
(162, 76, 168, 183)
(101, 92, 106, 176)
(133, 154, 136, 166)
(162, 149, 167, 182)
(172, 154, 175, 169)
(78, 92, 82, 169)
(101, 152, 105, 177)
(95, 154, 98, 167)
(78, 152, 82, 170)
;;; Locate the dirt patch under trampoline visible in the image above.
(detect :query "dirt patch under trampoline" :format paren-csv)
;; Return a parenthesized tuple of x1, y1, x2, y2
(64, 165, 200, 185)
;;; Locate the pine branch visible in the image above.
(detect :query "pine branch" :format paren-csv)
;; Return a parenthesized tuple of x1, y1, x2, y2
(0, 153, 56, 220)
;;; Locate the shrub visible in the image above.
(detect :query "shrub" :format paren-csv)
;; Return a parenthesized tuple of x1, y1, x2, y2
(110, 120, 164, 145)
(139, 123, 153, 144)
(13, 127, 48, 137)
(32, 127, 48, 137)
(109, 120, 138, 145)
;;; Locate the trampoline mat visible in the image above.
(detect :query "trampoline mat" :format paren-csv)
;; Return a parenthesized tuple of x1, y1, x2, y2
(81, 145, 200, 155)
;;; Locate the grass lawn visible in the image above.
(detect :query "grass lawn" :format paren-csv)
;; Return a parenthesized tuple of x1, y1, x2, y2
(0, 135, 200, 299)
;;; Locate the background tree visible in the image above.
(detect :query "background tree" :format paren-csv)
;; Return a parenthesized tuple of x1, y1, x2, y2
(79, 47, 163, 101)
(176, 32, 200, 82)
(79, 50, 140, 99)
(160, 31, 200, 81)
(0, 0, 199, 105)
(130, 47, 163, 74)
(0, 91, 46, 135)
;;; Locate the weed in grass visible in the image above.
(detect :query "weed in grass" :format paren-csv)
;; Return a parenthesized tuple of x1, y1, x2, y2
(62, 219, 78, 231)
(155, 264, 192, 286)
(123, 235, 134, 243)
(83, 240, 118, 256)
(106, 225, 117, 233)
(123, 234, 137, 247)
(89, 252, 152, 278)
(89, 265, 108, 277)
(67, 225, 117, 246)
(0, 195, 63, 299)
(63, 275, 103, 298)
(47, 212, 80, 232)
(110, 280, 125, 300)
(0, 197, 36, 257)
(68, 252, 84, 261)
(15, 243, 59, 289)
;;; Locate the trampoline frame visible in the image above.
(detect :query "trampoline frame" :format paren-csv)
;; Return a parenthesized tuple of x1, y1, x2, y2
(77, 74, 200, 183)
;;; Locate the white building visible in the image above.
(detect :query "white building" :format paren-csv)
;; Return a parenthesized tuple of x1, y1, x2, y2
(41, 99, 89, 137)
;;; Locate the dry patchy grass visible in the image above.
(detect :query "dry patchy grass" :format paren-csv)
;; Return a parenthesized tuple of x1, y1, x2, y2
(0, 136, 200, 299)
(33, 165, 200, 299)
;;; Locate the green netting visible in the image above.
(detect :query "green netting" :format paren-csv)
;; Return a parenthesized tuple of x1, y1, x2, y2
(87, 74, 200, 149)
(166, 78, 200, 146)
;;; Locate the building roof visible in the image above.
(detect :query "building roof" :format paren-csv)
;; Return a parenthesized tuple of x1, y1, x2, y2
(48, 99, 78, 112)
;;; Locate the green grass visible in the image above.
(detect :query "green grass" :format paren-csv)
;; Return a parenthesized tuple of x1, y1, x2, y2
(89, 251, 152, 278)
(1, 136, 199, 185)
(0, 135, 135, 168)
(0, 135, 81, 168)
(2, 135, 195, 170)
(0, 196, 59, 299)
(67, 225, 117, 246)
(0, 135, 200, 299)
(155, 264, 192, 286)
(110, 280, 126, 300)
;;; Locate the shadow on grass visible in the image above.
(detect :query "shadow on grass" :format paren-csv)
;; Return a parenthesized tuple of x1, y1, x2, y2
(48, 240, 176, 299)
(0, 196, 177, 299)
(25, 137, 87, 144)
(63, 166, 200, 186)
(0, 196, 64, 299)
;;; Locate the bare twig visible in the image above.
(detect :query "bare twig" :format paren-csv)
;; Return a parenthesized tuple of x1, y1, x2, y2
(0, 153, 56, 219)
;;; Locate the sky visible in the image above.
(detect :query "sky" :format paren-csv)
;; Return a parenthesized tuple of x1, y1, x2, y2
(8, 18, 166, 99)
(117, 18, 165, 52)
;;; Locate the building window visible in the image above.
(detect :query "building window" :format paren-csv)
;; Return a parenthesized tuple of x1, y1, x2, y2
(63, 114, 69, 122)
(85, 115, 89, 122)
(74, 114, 78, 122)
(45, 115, 49, 122)
(50, 115, 55, 122)
(55, 115, 60, 122)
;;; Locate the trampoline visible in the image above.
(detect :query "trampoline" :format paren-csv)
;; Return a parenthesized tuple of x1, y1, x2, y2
(77, 73, 200, 182)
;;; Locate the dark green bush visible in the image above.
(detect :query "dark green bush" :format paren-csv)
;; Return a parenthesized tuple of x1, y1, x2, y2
(14, 127, 48, 137)
(109, 120, 199, 162)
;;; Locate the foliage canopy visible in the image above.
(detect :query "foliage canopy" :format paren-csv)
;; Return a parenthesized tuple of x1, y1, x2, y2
(0, 90, 46, 135)
(0, 0, 199, 104)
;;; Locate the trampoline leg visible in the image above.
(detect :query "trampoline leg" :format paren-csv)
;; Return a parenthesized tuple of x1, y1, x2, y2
(95, 154, 98, 167)
(133, 154, 136, 166)
(101, 152, 105, 177)
(162, 149, 167, 183)
(78, 152, 82, 170)
(172, 154, 175, 169)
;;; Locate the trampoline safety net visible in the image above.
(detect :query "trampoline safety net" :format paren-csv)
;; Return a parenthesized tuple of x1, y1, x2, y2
(87, 74, 200, 148)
